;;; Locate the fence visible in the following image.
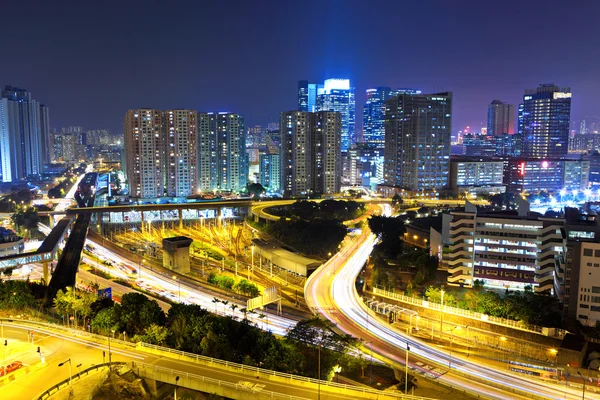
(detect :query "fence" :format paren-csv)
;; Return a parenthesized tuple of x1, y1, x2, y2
(36, 362, 125, 400)
(373, 287, 568, 338)
(137, 343, 436, 400)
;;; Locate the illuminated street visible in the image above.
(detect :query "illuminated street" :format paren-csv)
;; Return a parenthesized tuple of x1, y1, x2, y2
(306, 204, 597, 400)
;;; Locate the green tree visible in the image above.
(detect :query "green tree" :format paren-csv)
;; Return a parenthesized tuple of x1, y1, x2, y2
(391, 193, 404, 210)
(91, 307, 119, 334)
(119, 292, 165, 335)
(135, 323, 169, 345)
(0, 280, 35, 308)
(246, 183, 266, 199)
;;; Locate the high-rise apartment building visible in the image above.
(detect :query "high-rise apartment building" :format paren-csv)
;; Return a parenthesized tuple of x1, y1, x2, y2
(363, 88, 422, 148)
(298, 79, 355, 151)
(0, 86, 49, 182)
(383, 92, 452, 192)
(197, 113, 247, 192)
(123, 109, 165, 198)
(259, 152, 280, 193)
(280, 111, 341, 197)
(166, 110, 198, 197)
(487, 100, 515, 135)
(520, 84, 571, 158)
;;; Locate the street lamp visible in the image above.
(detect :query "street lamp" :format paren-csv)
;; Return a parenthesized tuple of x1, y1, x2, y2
(174, 376, 180, 400)
(577, 371, 586, 400)
(549, 348, 558, 381)
(250, 245, 254, 281)
(172, 275, 181, 303)
(405, 344, 410, 393)
(439, 287, 445, 332)
(58, 358, 72, 385)
(448, 326, 460, 369)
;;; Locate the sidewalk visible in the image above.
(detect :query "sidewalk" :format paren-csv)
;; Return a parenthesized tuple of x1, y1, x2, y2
(47, 369, 108, 400)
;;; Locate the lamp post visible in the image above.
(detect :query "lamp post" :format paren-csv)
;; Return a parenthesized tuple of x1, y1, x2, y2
(439, 287, 445, 333)
(172, 275, 181, 302)
(577, 371, 586, 400)
(250, 245, 254, 282)
(499, 336, 507, 365)
(58, 359, 72, 385)
(448, 326, 460, 369)
(405, 344, 410, 393)
(174, 376, 180, 400)
(549, 348, 558, 382)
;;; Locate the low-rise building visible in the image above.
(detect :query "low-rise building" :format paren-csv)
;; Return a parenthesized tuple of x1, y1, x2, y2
(449, 157, 505, 197)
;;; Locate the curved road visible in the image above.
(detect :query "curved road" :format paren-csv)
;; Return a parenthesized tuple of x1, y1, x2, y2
(305, 204, 595, 400)
(0, 320, 432, 400)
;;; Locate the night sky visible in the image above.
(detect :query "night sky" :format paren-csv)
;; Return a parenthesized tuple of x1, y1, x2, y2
(2, 0, 600, 136)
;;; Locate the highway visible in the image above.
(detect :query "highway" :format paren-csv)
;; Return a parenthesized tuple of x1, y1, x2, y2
(0, 320, 431, 400)
(305, 204, 595, 400)
(81, 237, 299, 336)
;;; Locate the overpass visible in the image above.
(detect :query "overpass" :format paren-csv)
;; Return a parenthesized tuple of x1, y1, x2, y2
(0, 319, 434, 400)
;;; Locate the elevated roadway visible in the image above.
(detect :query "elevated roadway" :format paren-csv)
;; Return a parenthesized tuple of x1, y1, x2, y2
(0, 319, 434, 400)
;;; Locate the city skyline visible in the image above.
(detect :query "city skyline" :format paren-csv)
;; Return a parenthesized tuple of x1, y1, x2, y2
(2, 1, 600, 137)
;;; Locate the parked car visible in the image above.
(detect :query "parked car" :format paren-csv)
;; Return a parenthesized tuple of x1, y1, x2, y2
(5, 361, 23, 373)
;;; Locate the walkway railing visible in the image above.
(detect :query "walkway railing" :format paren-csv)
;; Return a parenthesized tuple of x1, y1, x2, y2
(134, 361, 436, 400)
(36, 362, 125, 400)
(372, 287, 568, 338)
(137, 343, 435, 400)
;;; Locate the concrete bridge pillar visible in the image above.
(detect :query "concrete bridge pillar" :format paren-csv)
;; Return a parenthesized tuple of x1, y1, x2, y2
(43, 261, 49, 284)
(178, 209, 183, 229)
(217, 207, 223, 226)
(141, 211, 145, 232)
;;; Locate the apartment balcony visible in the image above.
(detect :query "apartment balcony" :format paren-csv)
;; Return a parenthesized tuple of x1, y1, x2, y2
(448, 270, 471, 283)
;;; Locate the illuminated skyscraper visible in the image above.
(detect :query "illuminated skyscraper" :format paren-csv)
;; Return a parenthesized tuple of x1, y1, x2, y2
(487, 100, 515, 135)
(520, 84, 571, 158)
(384, 92, 452, 192)
(316, 79, 354, 151)
(280, 111, 341, 196)
(363, 87, 421, 148)
(298, 79, 355, 151)
(0, 86, 48, 182)
(123, 109, 165, 198)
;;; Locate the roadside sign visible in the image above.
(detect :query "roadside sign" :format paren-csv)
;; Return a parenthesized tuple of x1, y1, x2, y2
(97, 287, 112, 299)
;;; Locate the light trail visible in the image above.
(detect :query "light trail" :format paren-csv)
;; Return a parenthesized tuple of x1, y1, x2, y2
(83, 237, 297, 336)
(306, 204, 594, 400)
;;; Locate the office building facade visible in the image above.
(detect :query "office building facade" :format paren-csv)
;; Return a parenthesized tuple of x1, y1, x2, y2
(449, 158, 505, 197)
(383, 92, 452, 192)
(504, 158, 589, 194)
(520, 84, 571, 158)
(298, 79, 355, 151)
(280, 111, 341, 197)
(445, 209, 563, 293)
(0, 86, 49, 182)
(487, 100, 515, 135)
(363, 87, 421, 148)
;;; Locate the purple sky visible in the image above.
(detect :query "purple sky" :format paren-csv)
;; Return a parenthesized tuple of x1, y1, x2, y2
(2, 0, 599, 136)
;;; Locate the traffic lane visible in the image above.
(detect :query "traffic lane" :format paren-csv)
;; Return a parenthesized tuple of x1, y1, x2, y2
(148, 355, 387, 400)
(77, 269, 172, 312)
(307, 239, 539, 400)
(319, 237, 585, 400)
(1, 326, 146, 399)
(4, 324, 379, 400)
